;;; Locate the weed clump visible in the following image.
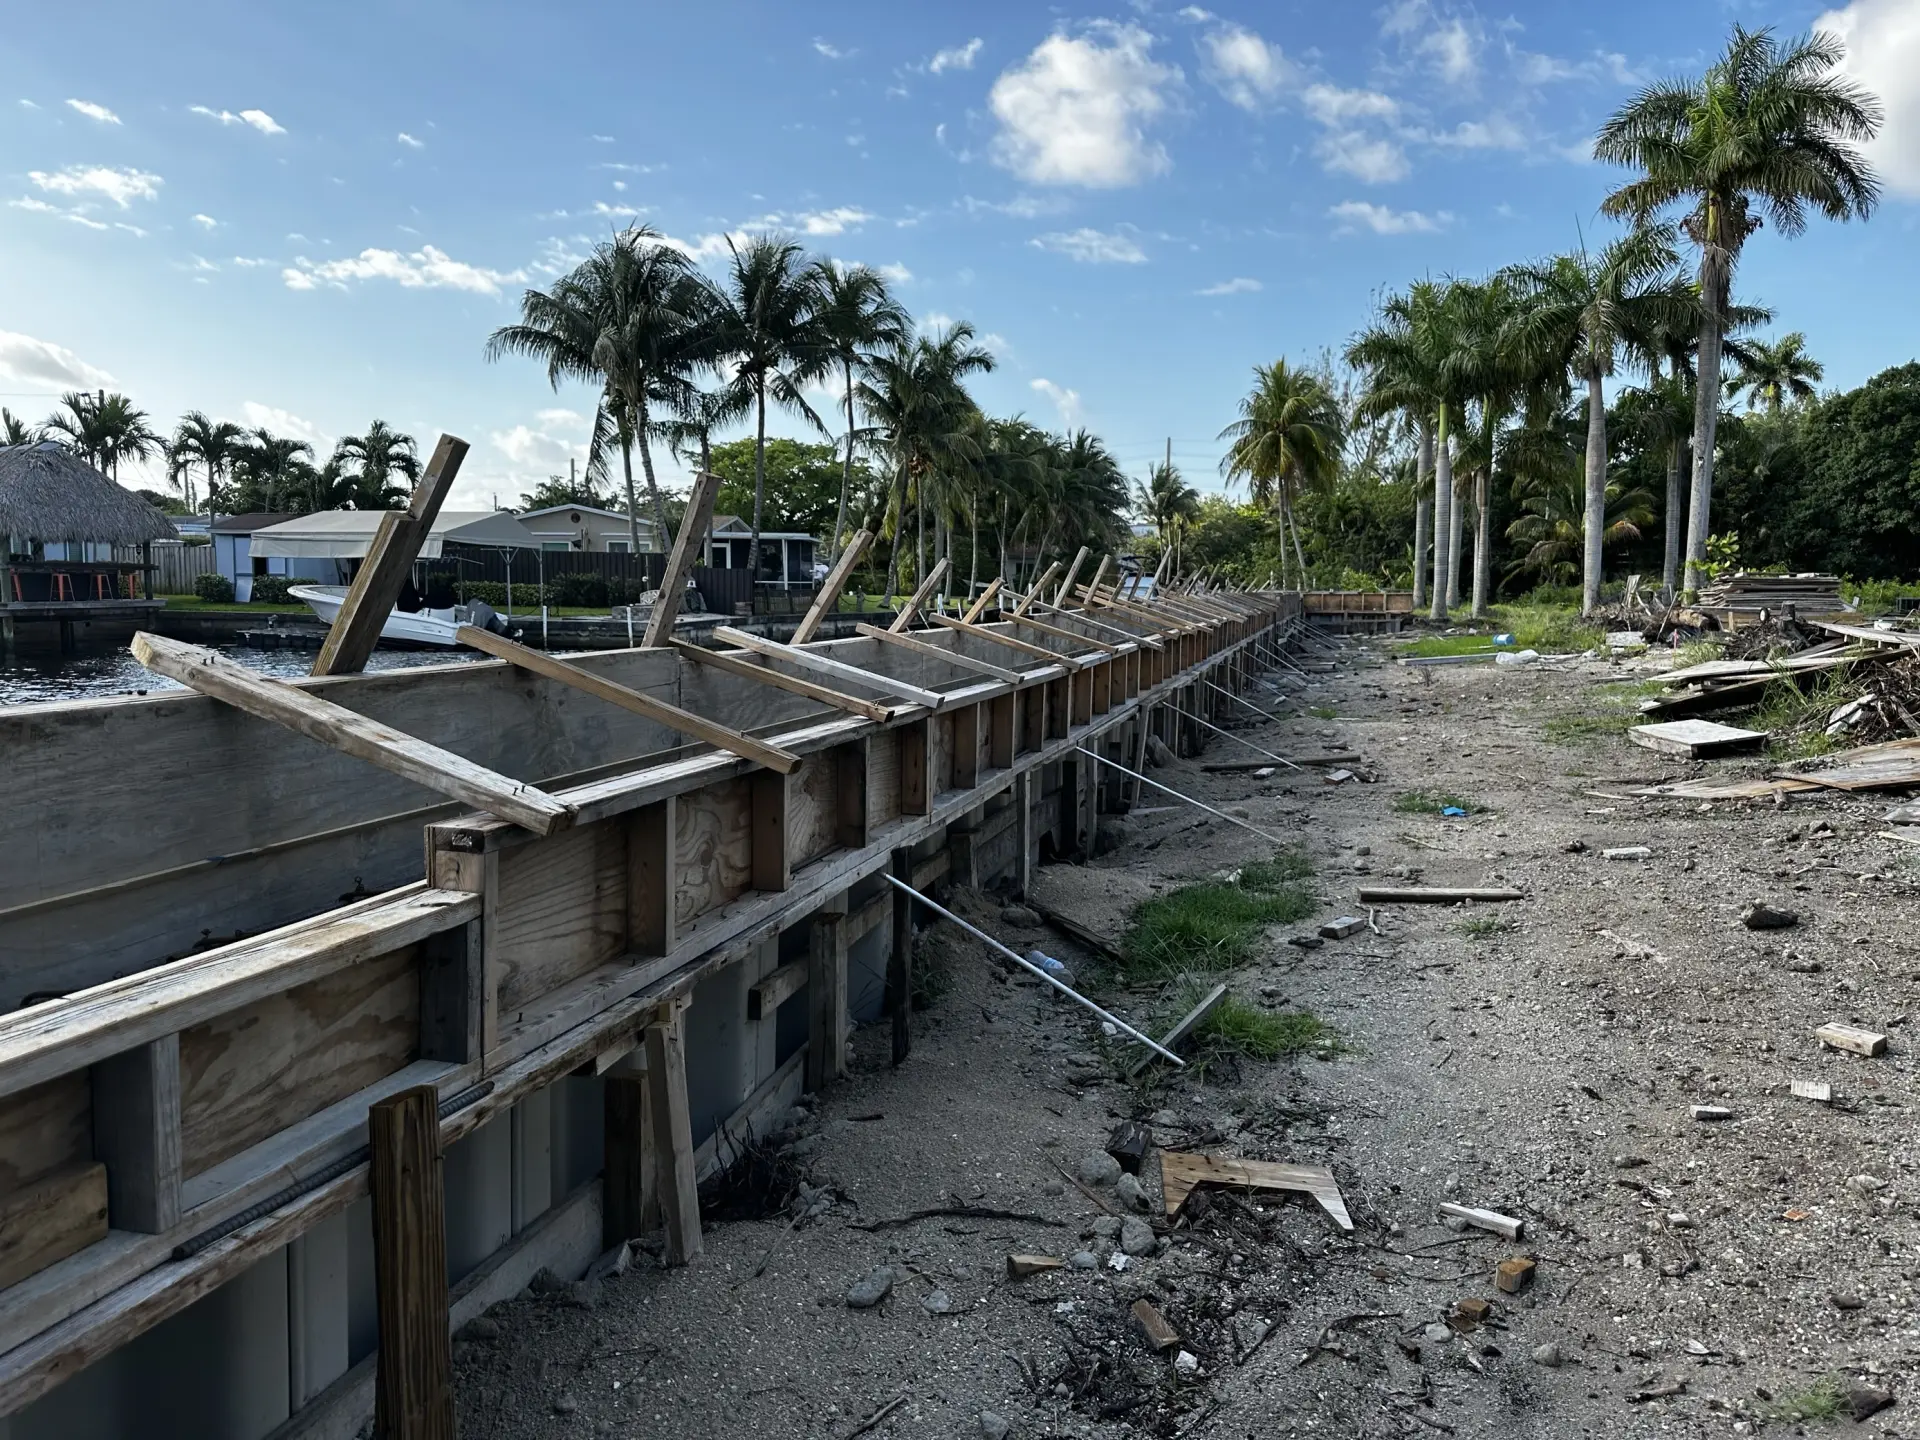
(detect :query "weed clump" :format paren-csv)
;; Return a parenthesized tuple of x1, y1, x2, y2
(1118, 852, 1316, 984)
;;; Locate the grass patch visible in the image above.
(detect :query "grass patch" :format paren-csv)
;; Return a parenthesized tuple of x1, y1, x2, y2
(1400, 601, 1608, 659)
(1763, 1376, 1846, 1423)
(1392, 789, 1486, 815)
(1459, 915, 1516, 939)
(1306, 705, 1338, 720)
(1674, 639, 1723, 668)
(1154, 979, 1334, 1074)
(1540, 680, 1664, 748)
(1745, 671, 1863, 762)
(1119, 854, 1317, 984)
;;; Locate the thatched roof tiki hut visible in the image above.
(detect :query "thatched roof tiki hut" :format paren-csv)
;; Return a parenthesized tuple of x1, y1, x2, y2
(0, 440, 177, 650)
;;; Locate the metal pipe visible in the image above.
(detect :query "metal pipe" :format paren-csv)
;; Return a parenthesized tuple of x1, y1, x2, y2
(881, 874, 1184, 1065)
(1073, 746, 1289, 847)
(1201, 675, 1294, 724)
(1182, 707, 1304, 771)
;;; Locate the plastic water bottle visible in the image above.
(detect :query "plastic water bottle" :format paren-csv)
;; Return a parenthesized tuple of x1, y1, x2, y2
(1026, 949, 1075, 988)
(1492, 632, 1515, 646)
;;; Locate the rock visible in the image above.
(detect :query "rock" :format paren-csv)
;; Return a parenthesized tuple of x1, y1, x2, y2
(1532, 1342, 1563, 1368)
(1286, 934, 1325, 950)
(1077, 1151, 1122, 1187)
(1830, 1291, 1866, 1311)
(1114, 1173, 1150, 1212)
(1354, 844, 1371, 856)
(1146, 735, 1176, 768)
(565, 1279, 600, 1309)
(1120, 1216, 1157, 1256)
(1173, 1350, 1201, 1377)
(1849, 1385, 1894, 1422)
(1090, 1216, 1123, 1241)
(460, 1316, 501, 1342)
(1225, 806, 1251, 820)
(1042, 1180, 1065, 1197)
(980, 1411, 1013, 1440)
(1741, 901, 1799, 931)
(1423, 1323, 1452, 1343)
(1069, 1251, 1099, 1270)
(1848, 1173, 1888, 1194)
(846, 1267, 894, 1309)
(1095, 817, 1131, 854)
(1150, 1109, 1178, 1127)
(922, 1288, 953, 1315)
(1232, 1314, 1271, 1352)
(553, 1394, 579, 1416)
(1000, 904, 1042, 928)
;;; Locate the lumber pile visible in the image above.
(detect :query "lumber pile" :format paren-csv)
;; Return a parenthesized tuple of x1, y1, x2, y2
(1637, 640, 1881, 720)
(1695, 573, 1845, 618)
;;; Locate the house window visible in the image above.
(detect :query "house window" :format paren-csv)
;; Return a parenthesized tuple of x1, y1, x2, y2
(607, 539, 630, 553)
(541, 541, 570, 552)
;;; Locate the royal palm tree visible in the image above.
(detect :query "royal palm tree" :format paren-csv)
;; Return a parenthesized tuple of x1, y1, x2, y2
(1442, 275, 1530, 617)
(1504, 223, 1689, 615)
(235, 429, 317, 512)
(1218, 360, 1344, 590)
(1504, 408, 1657, 588)
(172, 411, 247, 547)
(1728, 332, 1824, 414)
(1135, 461, 1201, 580)
(811, 261, 910, 565)
(1597, 24, 1882, 594)
(709, 235, 832, 582)
(330, 420, 421, 509)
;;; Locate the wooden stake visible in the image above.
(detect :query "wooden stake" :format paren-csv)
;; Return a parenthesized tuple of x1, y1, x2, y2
(132, 633, 573, 835)
(643, 469, 721, 647)
(854, 622, 1022, 682)
(644, 1007, 702, 1263)
(1077, 556, 1112, 609)
(1052, 547, 1090, 608)
(712, 625, 947, 709)
(455, 625, 800, 773)
(672, 638, 894, 723)
(791, 528, 870, 644)
(962, 577, 1004, 623)
(370, 1085, 453, 1440)
(888, 557, 951, 633)
(313, 435, 468, 677)
(1012, 561, 1061, 618)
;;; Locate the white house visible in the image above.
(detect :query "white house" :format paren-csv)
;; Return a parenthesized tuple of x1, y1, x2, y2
(221, 510, 541, 601)
(213, 513, 335, 602)
(517, 504, 659, 553)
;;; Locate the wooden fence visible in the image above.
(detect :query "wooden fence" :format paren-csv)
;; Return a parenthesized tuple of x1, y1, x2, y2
(145, 544, 217, 595)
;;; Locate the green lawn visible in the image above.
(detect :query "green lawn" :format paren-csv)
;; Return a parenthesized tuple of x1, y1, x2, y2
(1399, 602, 1609, 658)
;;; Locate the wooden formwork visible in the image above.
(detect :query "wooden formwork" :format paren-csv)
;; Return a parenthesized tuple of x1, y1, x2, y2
(0, 587, 1296, 1428)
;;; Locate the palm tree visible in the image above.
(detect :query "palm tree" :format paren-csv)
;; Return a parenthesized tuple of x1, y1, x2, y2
(172, 411, 246, 547)
(1504, 223, 1689, 615)
(1504, 408, 1657, 588)
(1443, 275, 1529, 617)
(1135, 461, 1201, 580)
(1597, 24, 1882, 594)
(3, 408, 39, 446)
(811, 261, 910, 566)
(330, 420, 421, 509)
(236, 429, 317, 512)
(1218, 360, 1344, 590)
(1728, 332, 1824, 414)
(44, 391, 162, 481)
(709, 235, 832, 583)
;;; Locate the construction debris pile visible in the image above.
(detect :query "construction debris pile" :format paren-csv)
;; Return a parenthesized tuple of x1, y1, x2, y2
(1694, 572, 1847, 622)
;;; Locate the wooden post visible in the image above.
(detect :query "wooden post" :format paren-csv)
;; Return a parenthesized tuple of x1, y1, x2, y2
(791, 528, 870, 644)
(643, 469, 721, 646)
(1078, 555, 1112, 609)
(370, 1085, 453, 1440)
(628, 798, 675, 957)
(1053, 547, 1090, 608)
(313, 435, 467, 677)
(886, 851, 914, 1065)
(806, 912, 848, 1089)
(988, 692, 1016, 769)
(962, 576, 1003, 623)
(888, 556, 951, 632)
(952, 702, 981, 788)
(90, 1035, 181, 1233)
(1011, 561, 1061, 618)
(602, 1060, 651, 1248)
(900, 717, 933, 816)
(1013, 770, 1034, 897)
(644, 1006, 701, 1263)
(751, 770, 792, 892)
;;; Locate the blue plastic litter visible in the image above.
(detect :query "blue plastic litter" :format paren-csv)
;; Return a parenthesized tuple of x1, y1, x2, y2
(1491, 633, 1515, 646)
(1440, 805, 1468, 817)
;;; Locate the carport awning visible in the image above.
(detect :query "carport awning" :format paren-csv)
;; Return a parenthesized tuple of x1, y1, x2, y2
(248, 510, 540, 560)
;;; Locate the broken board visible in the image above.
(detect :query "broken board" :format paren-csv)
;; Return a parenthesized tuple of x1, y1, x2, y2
(1627, 719, 1766, 758)
(1776, 738, 1920, 793)
(1159, 1150, 1352, 1231)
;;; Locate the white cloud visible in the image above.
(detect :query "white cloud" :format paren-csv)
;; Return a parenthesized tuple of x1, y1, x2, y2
(190, 256, 219, 273)
(190, 105, 285, 135)
(1429, 115, 1529, 150)
(1421, 20, 1478, 83)
(9, 196, 61, 215)
(930, 38, 984, 73)
(230, 256, 273, 268)
(65, 99, 121, 125)
(591, 134, 615, 143)
(1030, 378, 1085, 429)
(0, 329, 114, 389)
(1315, 131, 1410, 183)
(1329, 200, 1450, 234)
(962, 193, 1068, 219)
(1198, 276, 1261, 295)
(1301, 83, 1398, 125)
(66, 214, 109, 231)
(192, 212, 217, 229)
(397, 131, 424, 149)
(1200, 23, 1297, 110)
(921, 311, 956, 332)
(113, 222, 146, 238)
(18, 99, 40, 110)
(283, 244, 528, 295)
(812, 38, 848, 59)
(657, 231, 742, 263)
(491, 424, 582, 471)
(791, 206, 873, 236)
(1177, 6, 1215, 19)
(535, 408, 590, 430)
(988, 23, 1178, 188)
(878, 262, 913, 284)
(241, 402, 328, 448)
(1820, 0, 1920, 198)
(1030, 227, 1147, 263)
(28, 165, 161, 208)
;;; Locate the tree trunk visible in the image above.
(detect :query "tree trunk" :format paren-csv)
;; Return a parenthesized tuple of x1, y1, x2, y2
(915, 480, 926, 589)
(1683, 249, 1728, 597)
(633, 399, 670, 552)
(747, 381, 767, 599)
(1662, 437, 1686, 596)
(1430, 404, 1452, 621)
(619, 437, 643, 559)
(831, 361, 854, 565)
(969, 489, 980, 600)
(1581, 366, 1608, 616)
(1273, 498, 1291, 591)
(1286, 492, 1307, 584)
(1412, 418, 1432, 609)
(1471, 466, 1491, 618)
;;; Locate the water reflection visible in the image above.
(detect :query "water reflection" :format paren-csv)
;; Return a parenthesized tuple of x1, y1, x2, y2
(0, 644, 483, 708)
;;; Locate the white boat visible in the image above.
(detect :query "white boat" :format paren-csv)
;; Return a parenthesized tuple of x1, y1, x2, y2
(288, 585, 511, 648)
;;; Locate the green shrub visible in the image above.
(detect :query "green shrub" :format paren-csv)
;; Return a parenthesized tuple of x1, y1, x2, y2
(193, 572, 235, 604)
(548, 571, 611, 607)
(1119, 856, 1317, 983)
(250, 575, 293, 604)
(453, 581, 545, 607)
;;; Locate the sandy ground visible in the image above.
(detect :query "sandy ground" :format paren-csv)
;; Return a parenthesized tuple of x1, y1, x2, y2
(452, 633, 1919, 1439)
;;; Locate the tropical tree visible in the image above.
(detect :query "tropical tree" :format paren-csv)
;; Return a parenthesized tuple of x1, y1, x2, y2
(1504, 223, 1689, 614)
(1443, 275, 1528, 616)
(810, 261, 910, 565)
(1135, 460, 1201, 579)
(233, 429, 317, 512)
(1597, 23, 1882, 594)
(172, 411, 246, 543)
(1729, 332, 1824, 414)
(1504, 409, 1657, 587)
(44, 391, 162, 481)
(3, 408, 40, 446)
(1218, 360, 1344, 589)
(330, 420, 421, 509)
(708, 235, 832, 581)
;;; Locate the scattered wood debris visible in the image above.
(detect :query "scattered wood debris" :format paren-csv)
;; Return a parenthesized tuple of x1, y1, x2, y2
(1127, 983, 1229, 1078)
(1436, 1203, 1523, 1241)
(1816, 1022, 1888, 1057)
(1356, 886, 1525, 905)
(1160, 1151, 1353, 1231)
(1131, 1299, 1181, 1352)
(1493, 1257, 1536, 1294)
(1628, 719, 1767, 758)
(1106, 1121, 1152, 1175)
(1790, 1078, 1833, 1104)
(1007, 1254, 1066, 1278)
(1318, 915, 1367, 939)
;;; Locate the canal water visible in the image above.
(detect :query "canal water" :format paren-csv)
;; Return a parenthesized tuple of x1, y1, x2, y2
(0, 643, 482, 707)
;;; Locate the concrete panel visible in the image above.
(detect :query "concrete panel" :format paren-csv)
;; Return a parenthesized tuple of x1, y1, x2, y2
(443, 1113, 511, 1286)
(288, 1210, 350, 1409)
(509, 1090, 553, 1235)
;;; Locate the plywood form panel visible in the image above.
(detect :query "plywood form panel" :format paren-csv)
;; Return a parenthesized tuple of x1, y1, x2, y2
(0, 1070, 90, 1196)
(789, 752, 844, 869)
(674, 779, 754, 929)
(868, 730, 902, 827)
(493, 823, 629, 1013)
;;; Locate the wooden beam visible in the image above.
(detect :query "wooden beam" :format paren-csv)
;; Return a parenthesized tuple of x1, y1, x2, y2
(602, 1075, 648, 1249)
(454, 625, 800, 775)
(1000, 610, 1120, 656)
(369, 1085, 454, 1440)
(642, 468, 721, 647)
(312, 435, 468, 677)
(853, 622, 1023, 683)
(750, 770, 792, 892)
(746, 960, 807, 1021)
(1078, 555, 1112, 609)
(1011, 562, 1060, 618)
(132, 634, 573, 836)
(790, 529, 870, 644)
(627, 798, 675, 958)
(962, 577, 1004, 623)
(886, 850, 913, 1065)
(806, 912, 848, 1089)
(1052, 547, 1090, 608)
(711, 625, 947, 710)
(644, 1008, 701, 1263)
(90, 1036, 181, 1234)
(0, 1163, 107, 1293)
(1019, 600, 1156, 650)
(671, 638, 893, 724)
(922, 611, 1082, 669)
(952, 703, 981, 787)
(888, 557, 951, 633)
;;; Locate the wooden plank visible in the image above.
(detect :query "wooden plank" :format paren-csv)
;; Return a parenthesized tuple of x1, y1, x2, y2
(962, 577, 1003, 623)
(900, 718, 932, 817)
(836, 739, 870, 849)
(746, 961, 807, 1021)
(751, 770, 792, 892)
(1776, 737, 1920, 792)
(888, 557, 951, 633)
(806, 912, 848, 1089)
(855, 622, 1023, 682)
(989, 692, 1016, 770)
(644, 1010, 701, 1264)
(131, 633, 573, 836)
(886, 851, 913, 1065)
(1158, 1151, 1352, 1231)
(601, 1074, 650, 1248)
(1023, 599, 1161, 650)
(419, 919, 483, 1065)
(490, 823, 628, 1013)
(643, 467, 721, 647)
(1078, 555, 1112, 609)
(672, 639, 893, 723)
(90, 1036, 180, 1234)
(456, 626, 800, 774)
(369, 1086, 454, 1440)
(1628, 719, 1767, 758)
(952, 702, 981, 788)
(792, 528, 870, 644)
(1202, 753, 1360, 772)
(1001, 611, 1120, 655)
(1127, 983, 1227, 1078)
(923, 611, 1082, 668)
(1011, 561, 1060, 617)
(1355, 887, 1525, 904)
(711, 626, 947, 710)
(0, 1162, 108, 1293)
(673, 778, 754, 929)
(1052, 547, 1090, 608)
(1437, 1201, 1524, 1241)
(1816, 1022, 1887, 1057)
(312, 435, 467, 677)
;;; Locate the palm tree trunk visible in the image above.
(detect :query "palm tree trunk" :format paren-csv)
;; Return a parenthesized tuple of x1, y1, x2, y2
(1273, 498, 1291, 591)
(1285, 492, 1307, 584)
(969, 488, 980, 599)
(633, 399, 670, 551)
(1580, 366, 1608, 616)
(1683, 245, 1730, 596)
(1412, 419, 1432, 609)
(831, 363, 854, 565)
(748, 382, 767, 600)
(1430, 404, 1452, 621)
(915, 481, 925, 589)
(1471, 466, 1492, 618)
(1662, 437, 1685, 596)
(619, 437, 643, 558)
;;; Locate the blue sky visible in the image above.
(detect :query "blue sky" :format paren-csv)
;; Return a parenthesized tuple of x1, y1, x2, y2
(3, 0, 1916, 510)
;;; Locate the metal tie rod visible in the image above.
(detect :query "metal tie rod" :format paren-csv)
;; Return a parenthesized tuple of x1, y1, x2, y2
(1073, 745, 1290, 847)
(1201, 675, 1294, 725)
(1182, 706, 1304, 772)
(882, 874, 1184, 1066)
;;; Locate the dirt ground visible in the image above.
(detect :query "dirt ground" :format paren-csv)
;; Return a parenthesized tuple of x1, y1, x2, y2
(452, 632, 1919, 1439)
